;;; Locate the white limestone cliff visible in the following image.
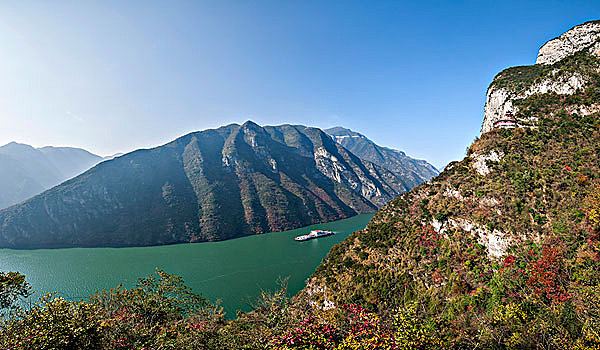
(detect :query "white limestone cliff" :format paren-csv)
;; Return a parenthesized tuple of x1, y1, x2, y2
(481, 20, 600, 136)
(537, 21, 600, 65)
(481, 73, 588, 134)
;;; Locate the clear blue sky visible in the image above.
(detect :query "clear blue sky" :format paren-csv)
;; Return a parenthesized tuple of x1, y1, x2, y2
(0, 1, 598, 168)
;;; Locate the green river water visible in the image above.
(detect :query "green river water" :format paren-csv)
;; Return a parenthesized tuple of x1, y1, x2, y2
(0, 214, 372, 316)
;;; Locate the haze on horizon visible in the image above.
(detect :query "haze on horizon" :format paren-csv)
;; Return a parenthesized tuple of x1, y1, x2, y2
(0, 0, 598, 169)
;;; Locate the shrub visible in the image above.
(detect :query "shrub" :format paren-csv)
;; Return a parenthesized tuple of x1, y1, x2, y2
(0, 271, 31, 314)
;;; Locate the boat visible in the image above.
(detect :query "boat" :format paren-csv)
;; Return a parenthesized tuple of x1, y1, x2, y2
(294, 230, 334, 241)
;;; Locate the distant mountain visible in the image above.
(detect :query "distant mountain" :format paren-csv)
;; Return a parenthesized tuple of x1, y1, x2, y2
(0, 122, 414, 249)
(0, 142, 103, 209)
(103, 153, 124, 161)
(325, 127, 438, 187)
(38, 146, 104, 181)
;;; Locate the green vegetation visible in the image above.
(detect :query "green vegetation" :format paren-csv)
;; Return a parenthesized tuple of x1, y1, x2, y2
(0, 270, 452, 349)
(0, 123, 415, 249)
(301, 49, 600, 348)
(491, 49, 600, 94)
(0, 272, 31, 315)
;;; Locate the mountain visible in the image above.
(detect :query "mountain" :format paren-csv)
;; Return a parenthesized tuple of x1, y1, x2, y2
(0, 143, 103, 209)
(38, 146, 104, 181)
(481, 20, 600, 134)
(0, 154, 46, 211)
(103, 153, 124, 161)
(325, 126, 438, 187)
(0, 122, 418, 249)
(296, 21, 600, 348)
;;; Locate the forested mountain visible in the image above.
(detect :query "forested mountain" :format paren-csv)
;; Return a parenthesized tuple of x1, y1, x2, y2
(0, 122, 419, 248)
(325, 126, 438, 187)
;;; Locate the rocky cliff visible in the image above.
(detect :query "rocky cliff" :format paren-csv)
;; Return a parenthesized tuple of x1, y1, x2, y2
(324, 127, 438, 188)
(537, 20, 600, 65)
(481, 20, 600, 135)
(299, 21, 600, 348)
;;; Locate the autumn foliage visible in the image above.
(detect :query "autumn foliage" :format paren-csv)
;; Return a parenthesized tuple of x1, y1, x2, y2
(526, 244, 570, 303)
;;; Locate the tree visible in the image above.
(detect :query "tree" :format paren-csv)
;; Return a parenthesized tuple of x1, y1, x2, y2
(0, 272, 31, 315)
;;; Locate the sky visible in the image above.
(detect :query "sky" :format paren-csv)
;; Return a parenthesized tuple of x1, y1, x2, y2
(0, 1, 598, 169)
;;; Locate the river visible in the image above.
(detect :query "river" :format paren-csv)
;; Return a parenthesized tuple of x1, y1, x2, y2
(0, 214, 372, 316)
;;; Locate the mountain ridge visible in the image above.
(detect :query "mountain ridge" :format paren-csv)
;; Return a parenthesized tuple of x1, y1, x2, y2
(325, 126, 439, 187)
(0, 142, 103, 209)
(0, 122, 432, 249)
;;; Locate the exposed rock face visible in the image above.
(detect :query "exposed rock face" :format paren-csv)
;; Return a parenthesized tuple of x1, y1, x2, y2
(324, 127, 439, 187)
(470, 150, 504, 176)
(481, 20, 600, 135)
(481, 74, 587, 134)
(430, 217, 509, 258)
(536, 21, 600, 65)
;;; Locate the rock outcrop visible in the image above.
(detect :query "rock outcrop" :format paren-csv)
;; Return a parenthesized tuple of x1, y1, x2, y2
(481, 20, 600, 135)
(536, 20, 600, 65)
(325, 127, 439, 188)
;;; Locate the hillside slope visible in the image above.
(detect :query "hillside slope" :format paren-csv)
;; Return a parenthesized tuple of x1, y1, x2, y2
(0, 143, 103, 209)
(0, 122, 409, 249)
(39, 146, 104, 181)
(299, 21, 600, 348)
(325, 126, 438, 187)
(0, 154, 46, 210)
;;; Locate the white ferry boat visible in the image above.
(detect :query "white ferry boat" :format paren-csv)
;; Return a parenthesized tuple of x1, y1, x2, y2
(294, 230, 334, 241)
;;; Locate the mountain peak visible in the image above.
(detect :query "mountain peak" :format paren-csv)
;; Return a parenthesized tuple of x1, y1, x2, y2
(536, 19, 600, 65)
(241, 120, 260, 129)
(481, 19, 600, 135)
(0, 141, 36, 151)
(324, 127, 438, 184)
(324, 126, 363, 138)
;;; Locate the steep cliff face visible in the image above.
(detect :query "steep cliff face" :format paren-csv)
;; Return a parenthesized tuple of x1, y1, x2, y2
(0, 122, 411, 248)
(299, 21, 600, 348)
(481, 20, 600, 135)
(324, 127, 438, 188)
(537, 20, 600, 65)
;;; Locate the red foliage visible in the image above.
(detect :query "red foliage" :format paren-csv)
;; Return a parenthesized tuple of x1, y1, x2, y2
(269, 314, 338, 348)
(418, 225, 440, 255)
(269, 304, 396, 349)
(341, 304, 399, 349)
(342, 304, 379, 337)
(502, 255, 516, 268)
(526, 245, 570, 303)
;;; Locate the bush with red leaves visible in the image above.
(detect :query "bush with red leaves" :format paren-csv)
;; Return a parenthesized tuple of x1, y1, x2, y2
(526, 244, 570, 303)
